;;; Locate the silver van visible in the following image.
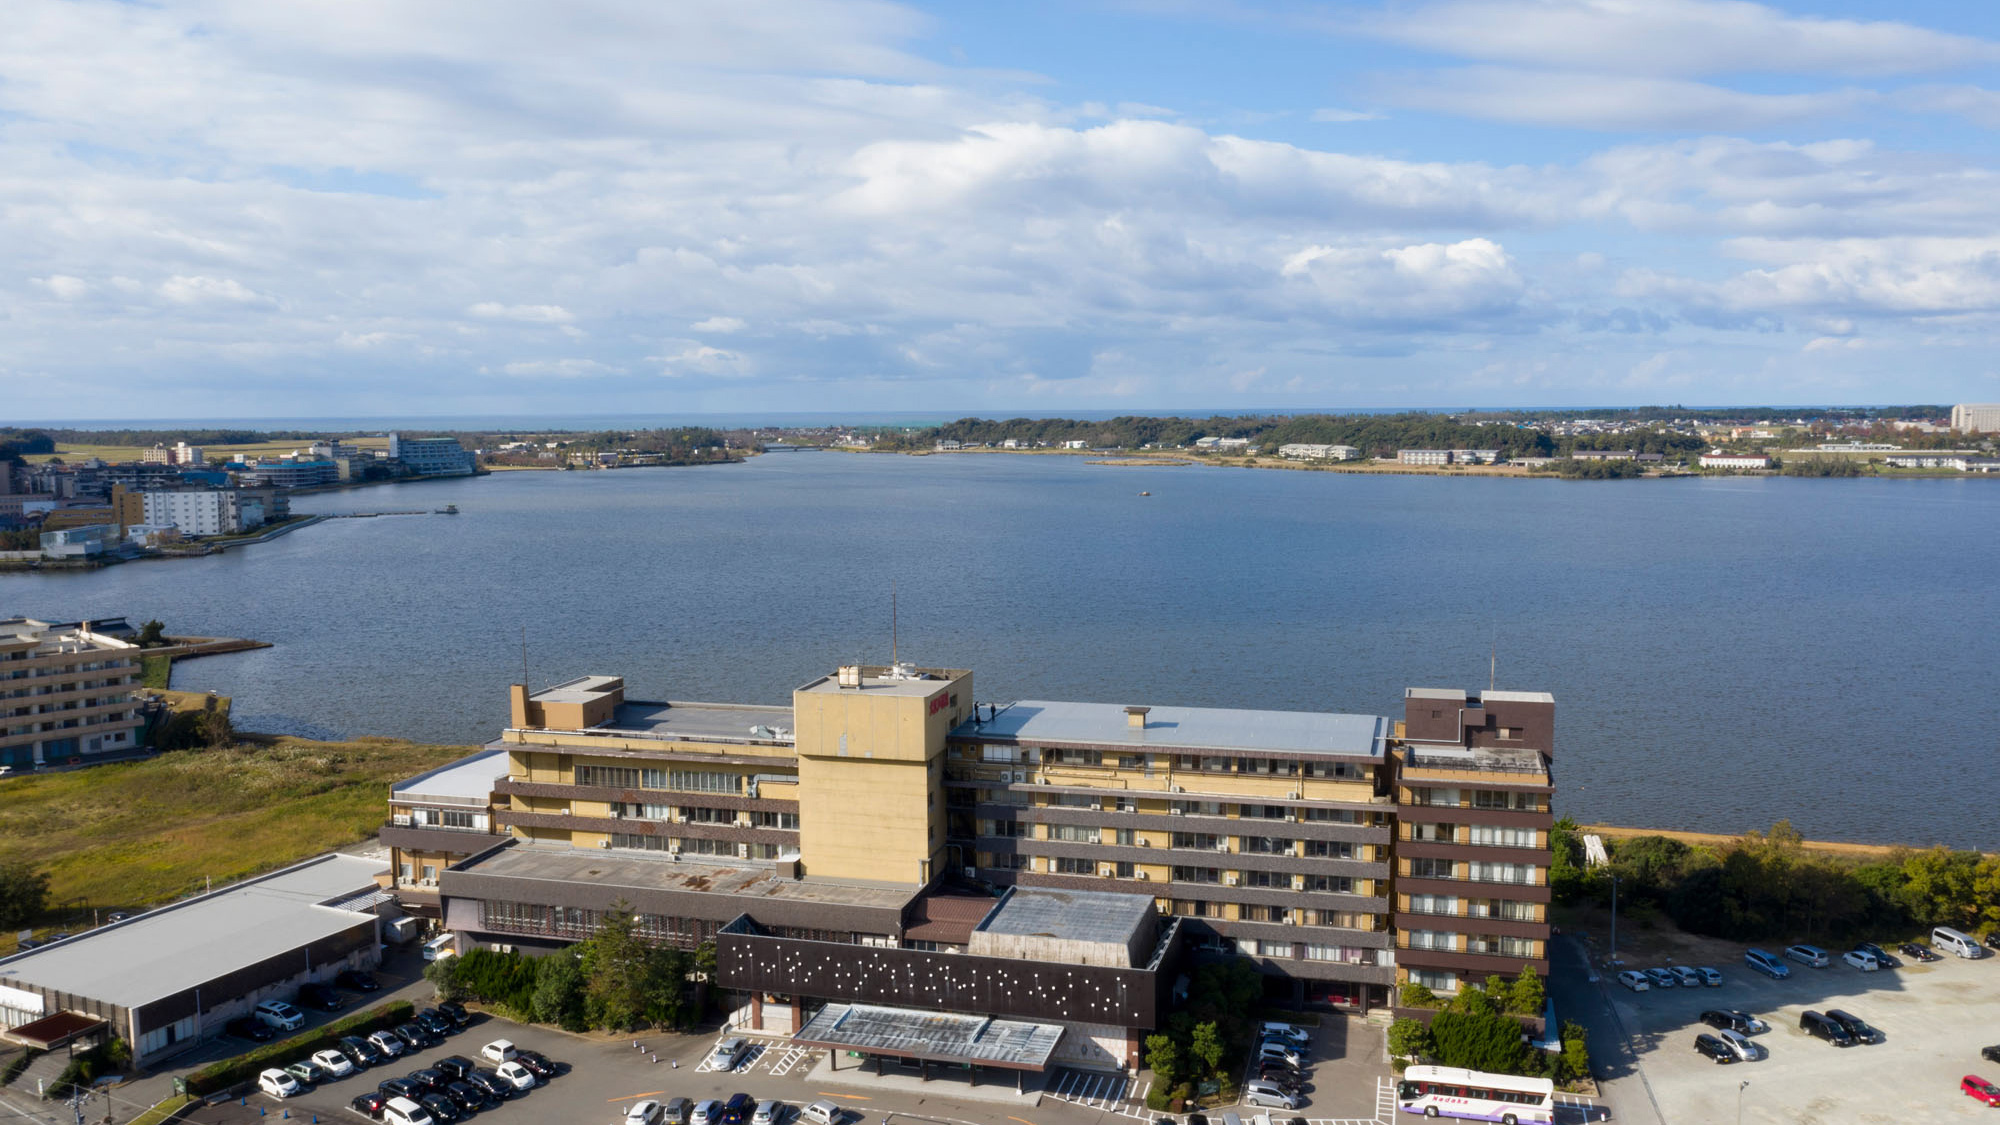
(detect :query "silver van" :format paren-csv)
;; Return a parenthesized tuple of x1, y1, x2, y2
(1241, 1082, 1301, 1110)
(1934, 926, 1984, 959)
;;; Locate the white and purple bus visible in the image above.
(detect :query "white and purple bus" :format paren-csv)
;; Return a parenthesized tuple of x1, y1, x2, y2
(1396, 1065, 1554, 1124)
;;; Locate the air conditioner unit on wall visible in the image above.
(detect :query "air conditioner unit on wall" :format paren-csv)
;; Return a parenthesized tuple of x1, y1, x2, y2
(1225, 873, 1239, 886)
(1169, 808, 1183, 816)
(1101, 868, 1115, 877)
(1136, 871, 1149, 880)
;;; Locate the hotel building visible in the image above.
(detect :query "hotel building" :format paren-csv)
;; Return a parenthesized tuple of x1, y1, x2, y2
(0, 619, 144, 771)
(404, 663, 1554, 1076)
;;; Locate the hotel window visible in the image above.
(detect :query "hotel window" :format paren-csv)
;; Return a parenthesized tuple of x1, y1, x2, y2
(1172, 899, 1214, 917)
(398, 862, 413, 882)
(1114, 828, 1136, 846)
(1304, 807, 1366, 824)
(988, 852, 1027, 870)
(1408, 894, 1459, 916)
(1171, 801, 1225, 817)
(1239, 758, 1298, 776)
(1056, 793, 1098, 808)
(668, 770, 740, 794)
(1115, 861, 1136, 878)
(1409, 787, 1461, 808)
(1052, 749, 1101, 766)
(982, 746, 1018, 763)
(1467, 861, 1538, 885)
(1469, 824, 1537, 848)
(1055, 856, 1095, 875)
(1050, 825, 1100, 844)
(1251, 940, 1294, 958)
(1410, 969, 1459, 993)
(1472, 789, 1539, 811)
(1115, 796, 1138, 812)
(1408, 857, 1456, 879)
(1241, 904, 1283, 922)
(751, 811, 800, 830)
(1303, 840, 1355, 859)
(1301, 874, 1356, 894)
(420, 864, 437, 883)
(1245, 805, 1291, 820)
(1171, 866, 1221, 884)
(1408, 930, 1456, 951)
(1312, 909, 1374, 929)
(1410, 822, 1456, 842)
(1119, 755, 1145, 770)
(1242, 836, 1287, 854)
(625, 802, 673, 820)
(1244, 870, 1286, 889)
(1302, 761, 1363, 779)
(1170, 832, 1221, 850)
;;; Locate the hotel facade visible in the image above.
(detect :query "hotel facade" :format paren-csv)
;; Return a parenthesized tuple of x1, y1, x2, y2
(406, 664, 1555, 1075)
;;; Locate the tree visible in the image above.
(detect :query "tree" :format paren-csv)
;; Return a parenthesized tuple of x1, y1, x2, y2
(1398, 981, 1440, 1009)
(0, 863, 50, 928)
(1428, 1010, 1529, 1074)
(198, 707, 234, 749)
(1387, 1018, 1434, 1061)
(1507, 967, 1545, 1016)
(1143, 1034, 1181, 1086)
(1548, 816, 1593, 905)
(1558, 1021, 1592, 1083)
(1451, 984, 1496, 1018)
(424, 954, 463, 1001)
(532, 952, 587, 1030)
(1900, 846, 1981, 929)
(579, 903, 652, 1030)
(1188, 1022, 1226, 1079)
(135, 620, 167, 648)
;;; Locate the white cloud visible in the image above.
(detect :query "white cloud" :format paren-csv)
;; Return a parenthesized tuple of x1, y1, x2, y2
(33, 275, 90, 299)
(468, 303, 575, 324)
(1280, 238, 1530, 324)
(1384, 69, 1876, 132)
(1310, 107, 1382, 123)
(692, 316, 746, 332)
(498, 358, 616, 377)
(159, 276, 264, 304)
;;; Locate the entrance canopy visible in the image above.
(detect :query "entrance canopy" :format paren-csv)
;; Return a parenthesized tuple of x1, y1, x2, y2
(7, 1011, 107, 1051)
(793, 1003, 1064, 1072)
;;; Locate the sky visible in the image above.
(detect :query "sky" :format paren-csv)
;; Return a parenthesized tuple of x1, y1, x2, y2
(9, 0, 2000, 418)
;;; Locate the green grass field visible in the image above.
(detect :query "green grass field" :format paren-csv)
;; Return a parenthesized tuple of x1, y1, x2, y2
(25, 437, 390, 465)
(0, 736, 470, 925)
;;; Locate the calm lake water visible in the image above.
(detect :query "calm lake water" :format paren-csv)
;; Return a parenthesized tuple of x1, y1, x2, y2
(7, 453, 1996, 847)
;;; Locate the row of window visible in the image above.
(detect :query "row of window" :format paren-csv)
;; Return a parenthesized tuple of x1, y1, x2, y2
(606, 833, 787, 859)
(956, 788, 1381, 825)
(480, 900, 720, 947)
(1403, 787, 1545, 812)
(1404, 894, 1539, 921)
(1241, 939, 1383, 964)
(617, 803, 799, 829)
(572, 765, 743, 793)
(1404, 859, 1541, 885)
(1405, 930, 1539, 957)
(974, 746, 1369, 780)
(1406, 823, 1540, 848)
(991, 822, 1364, 858)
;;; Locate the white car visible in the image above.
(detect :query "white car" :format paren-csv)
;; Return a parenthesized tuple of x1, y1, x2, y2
(255, 1000, 306, 1031)
(495, 1060, 536, 1090)
(1694, 966, 1724, 987)
(1669, 966, 1703, 988)
(752, 1101, 784, 1125)
(628, 1101, 664, 1125)
(708, 1037, 747, 1071)
(800, 1103, 841, 1125)
(369, 1029, 406, 1057)
(1786, 944, 1831, 968)
(310, 1049, 355, 1078)
(1842, 950, 1880, 971)
(480, 1039, 518, 1063)
(691, 1101, 720, 1125)
(257, 1068, 301, 1099)
(1716, 1029, 1758, 1061)
(1616, 969, 1650, 992)
(1643, 967, 1678, 989)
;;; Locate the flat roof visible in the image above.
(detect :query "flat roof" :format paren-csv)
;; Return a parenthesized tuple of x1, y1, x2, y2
(975, 887, 1154, 946)
(452, 843, 915, 911)
(531, 675, 624, 704)
(792, 1002, 1064, 1071)
(799, 665, 969, 698)
(954, 700, 1389, 758)
(600, 701, 794, 742)
(1480, 690, 1556, 704)
(0, 854, 386, 1009)
(1403, 745, 1549, 776)
(1406, 687, 1468, 701)
(392, 749, 507, 804)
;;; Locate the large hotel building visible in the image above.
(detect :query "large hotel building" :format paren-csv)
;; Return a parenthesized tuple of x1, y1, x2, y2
(393, 664, 1554, 1079)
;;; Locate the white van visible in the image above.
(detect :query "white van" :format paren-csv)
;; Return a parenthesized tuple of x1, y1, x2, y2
(800, 1102, 843, 1125)
(422, 933, 456, 962)
(382, 1097, 434, 1125)
(1934, 926, 1984, 959)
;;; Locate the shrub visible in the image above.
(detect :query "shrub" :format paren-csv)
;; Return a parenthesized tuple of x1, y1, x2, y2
(1428, 1010, 1530, 1075)
(1, 1048, 40, 1086)
(1397, 981, 1440, 1009)
(185, 1000, 412, 1095)
(47, 1039, 131, 1099)
(1387, 1018, 1434, 1060)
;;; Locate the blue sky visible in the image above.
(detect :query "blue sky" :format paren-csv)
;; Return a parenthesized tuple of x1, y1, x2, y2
(8, 0, 2000, 417)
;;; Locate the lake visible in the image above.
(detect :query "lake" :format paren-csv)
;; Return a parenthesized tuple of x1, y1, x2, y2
(6, 453, 1995, 848)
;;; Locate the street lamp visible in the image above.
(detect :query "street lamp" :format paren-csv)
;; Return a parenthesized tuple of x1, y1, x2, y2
(1609, 875, 1621, 965)
(1737, 1078, 1749, 1125)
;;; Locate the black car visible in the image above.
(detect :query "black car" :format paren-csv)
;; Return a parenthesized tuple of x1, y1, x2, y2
(512, 1050, 556, 1080)
(1185, 1116, 1208, 1125)
(416, 1010, 454, 1037)
(299, 982, 345, 1011)
(722, 1094, 757, 1125)
(224, 1016, 275, 1042)
(466, 1069, 513, 1100)
(341, 1035, 384, 1068)
(393, 1024, 435, 1051)
(1824, 1010, 1881, 1045)
(379, 1078, 426, 1102)
(351, 1093, 387, 1120)
(1699, 1010, 1765, 1035)
(1693, 1033, 1738, 1064)
(437, 1001, 472, 1027)
(408, 1068, 450, 1094)
(1983, 1045, 2000, 1064)
(444, 1081, 493, 1113)
(1254, 1070, 1302, 1093)
(1800, 1010, 1855, 1047)
(338, 969, 383, 992)
(419, 1094, 462, 1124)
(1901, 942, 1942, 963)
(1853, 942, 1899, 968)
(435, 1055, 477, 1080)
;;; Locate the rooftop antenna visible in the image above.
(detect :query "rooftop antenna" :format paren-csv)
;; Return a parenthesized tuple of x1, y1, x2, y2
(521, 626, 530, 690)
(891, 580, 899, 667)
(1489, 627, 1497, 693)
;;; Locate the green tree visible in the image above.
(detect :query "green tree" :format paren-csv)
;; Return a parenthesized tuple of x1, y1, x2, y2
(642, 945, 695, 1029)
(1900, 846, 1981, 928)
(1548, 816, 1592, 905)
(423, 954, 463, 1001)
(1387, 1018, 1434, 1060)
(579, 902, 652, 1030)
(1428, 1010, 1528, 1074)
(135, 620, 167, 647)
(532, 951, 587, 1030)
(1558, 1021, 1592, 1082)
(1451, 984, 1496, 1017)
(0, 863, 50, 928)
(1398, 981, 1440, 1009)
(1188, 1022, 1226, 1079)
(1507, 967, 1545, 1016)
(1143, 1034, 1181, 1086)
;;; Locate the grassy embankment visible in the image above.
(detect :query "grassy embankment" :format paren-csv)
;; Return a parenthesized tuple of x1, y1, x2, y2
(23, 437, 390, 465)
(0, 736, 469, 946)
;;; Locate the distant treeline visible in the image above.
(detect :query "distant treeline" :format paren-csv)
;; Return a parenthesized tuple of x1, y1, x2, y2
(1554, 818, 2000, 943)
(33, 428, 324, 446)
(0, 430, 56, 463)
(879, 413, 1711, 460)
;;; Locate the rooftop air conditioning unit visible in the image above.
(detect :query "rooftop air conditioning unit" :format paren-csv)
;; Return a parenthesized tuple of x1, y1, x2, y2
(1101, 868, 1115, 877)
(1215, 841, 1230, 852)
(1225, 873, 1239, 886)
(1136, 871, 1149, 880)
(598, 839, 611, 848)
(1168, 808, 1183, 816)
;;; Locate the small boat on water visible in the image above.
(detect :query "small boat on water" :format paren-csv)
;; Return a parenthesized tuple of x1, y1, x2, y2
(1139, 491, 1151, 496)
(437, 504, 459, 515)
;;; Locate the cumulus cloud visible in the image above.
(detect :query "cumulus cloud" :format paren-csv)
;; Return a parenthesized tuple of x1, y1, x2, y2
(692, 316, 747, 333)
(468, 303, 575, 324)
(1382, 69, 1876, 132)
(159, 276, 265, 304)
(34, 275, 90, 299)
(1280, 238, 1531, 325)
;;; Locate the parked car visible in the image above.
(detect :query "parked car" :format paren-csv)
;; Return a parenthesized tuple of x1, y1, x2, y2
(629, 1100, 666, 1125)
(1715, 1029, 1758, 1061)
(1855, 942, 1899, 968)
(1643, 967, 1678, 989)
(513, 1050, 557, 1080)
(1744, 948, 1792, 979)
(434, 1055, 476, 1080)
(1968, 1076, 2000, 1107)
(255, 999, 306, 1031)
(709, 1037, 748, 1071)
(480, 1040, 518, 1064)
(691, 1100, 720, 1125)
(444, 1081, 491, 1113)
(369, 1030, 408, 1058)
(437, 1001, 472, 1027)
(1615, 969, 1650, 992)
(494, 1061, 536, 1091)
(408, 1068, 449, 1094)
(352, 1093, 388, 1119)
(1259, 1023, 1309, 1049)
(1800, 1010, 1856, 1047)
(1669, 966, 1703, 988)
(297, 982, 344, 1011)
(312, 1050, 356, 1078)
(1825, 1010, 1882, 1045)
(796, 1102, 836, 1125)
(418, 1094, 461, 1125)
(1934, 927, 1984, 959)
(284, 1060, 326, 1086)
(721, 1094, 756, 1125)
(1785, 944, 1831, 968)
(382, 1096, 434, 1125)
(663, 1097, 694, 1125)
(1693, 1034, 1737, 1064)
(394, 1024, 435, 1051)
(1241, 1082, 1301, 1110)
(465, 1069, 513, 1100)
(1841, 950, 1881, 972)
(339, 1035, 383, 1067)
(259, 1069, 303, 1099)
(1694, 966, 1724, 987)
(338, 969, 382, 992)
(226, 1017, 276, 1042)
(1700, 1010, 1768, 1035)
(1254, 1066, 1301, 1091)
(416, 1009, 454, 1037)
(1902, 942, 1942, 963)
(751, 1100, 784, 1125)
(379, 1079, 427, 1103)
(1257, 1042, 1304, 1068)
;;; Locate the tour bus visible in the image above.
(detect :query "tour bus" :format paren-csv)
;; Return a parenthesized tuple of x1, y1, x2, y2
(1397, 1065, 1555, 1124)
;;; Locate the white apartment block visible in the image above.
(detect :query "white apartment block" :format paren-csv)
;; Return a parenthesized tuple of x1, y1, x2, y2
(0, 619, 143, 769)
(140, 490, 247, 537)
(1951, 404, 2000, 433)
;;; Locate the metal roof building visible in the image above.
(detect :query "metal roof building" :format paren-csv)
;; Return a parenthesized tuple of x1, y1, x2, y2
(0, 854, 390, 1063)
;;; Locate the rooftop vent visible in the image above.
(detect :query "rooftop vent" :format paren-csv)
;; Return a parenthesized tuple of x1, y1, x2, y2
(1125, 706, 1151, 730)
(837, 665, 863, 689)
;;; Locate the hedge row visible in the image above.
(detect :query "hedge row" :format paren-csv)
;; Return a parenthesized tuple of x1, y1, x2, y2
(187, 1000, 414, 1095)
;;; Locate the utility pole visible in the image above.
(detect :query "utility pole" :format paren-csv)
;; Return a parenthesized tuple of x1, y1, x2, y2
(1609, 875, 1621, 965)
(1737, 1078, 1749, 1125)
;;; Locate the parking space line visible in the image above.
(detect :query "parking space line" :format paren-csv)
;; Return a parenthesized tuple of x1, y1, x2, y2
(606, 1090, 671, 1102)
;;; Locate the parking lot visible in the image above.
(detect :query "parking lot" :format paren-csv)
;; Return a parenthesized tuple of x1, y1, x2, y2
(1611, 943, 2000, 1122)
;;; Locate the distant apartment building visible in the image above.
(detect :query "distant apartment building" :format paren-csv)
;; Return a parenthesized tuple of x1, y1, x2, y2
(1278, 444, 1362, 461)
(1398, 450, 1452, 466)
(403, 662, 1554, 1059)
(1194, 436, 1251, 452)
(1951, 404, 2000, 433)
(1699, 452, 1772, 470)
(242, 460, 339, 489)
(388, 433, 476, 477)
(138, 490, 258, 538)
(0, 618, 143, 770)
(140, 442, 205, 466)
(1884, 453, 2000, 472)
(38, 525, 119, 559)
